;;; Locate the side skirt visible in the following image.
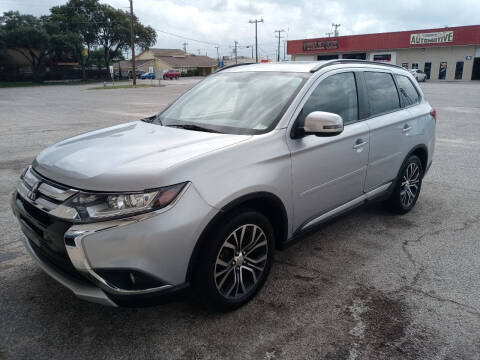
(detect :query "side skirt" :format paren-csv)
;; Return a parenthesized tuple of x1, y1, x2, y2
(281, 181, 392, 249)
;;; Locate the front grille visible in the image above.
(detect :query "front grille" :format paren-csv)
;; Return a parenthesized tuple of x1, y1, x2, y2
(16, 194, 86, 282)
(16, 167, 79, 220)
(20, 196, 52, 226)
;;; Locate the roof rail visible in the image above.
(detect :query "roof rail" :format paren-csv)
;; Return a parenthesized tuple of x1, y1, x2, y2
(215, 63, 256, 73)
(310, 59, 404, 73)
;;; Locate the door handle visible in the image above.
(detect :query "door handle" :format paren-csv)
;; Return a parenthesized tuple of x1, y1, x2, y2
(403, 125, 413, 132)
(353, 139, 368, 149)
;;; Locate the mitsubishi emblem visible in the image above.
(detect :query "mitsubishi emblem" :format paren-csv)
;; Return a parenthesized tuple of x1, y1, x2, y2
(27, 181, 41, 201)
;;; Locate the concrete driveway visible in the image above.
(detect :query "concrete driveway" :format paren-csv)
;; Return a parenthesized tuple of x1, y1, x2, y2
(0, 79, 479, 359)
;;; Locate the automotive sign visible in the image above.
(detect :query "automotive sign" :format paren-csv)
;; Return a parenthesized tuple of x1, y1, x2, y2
(303, 40, 339, 51)
(410, 31, 454, 45)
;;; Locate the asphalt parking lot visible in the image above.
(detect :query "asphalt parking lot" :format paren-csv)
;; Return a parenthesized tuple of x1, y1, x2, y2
(1, 78, 479, 359)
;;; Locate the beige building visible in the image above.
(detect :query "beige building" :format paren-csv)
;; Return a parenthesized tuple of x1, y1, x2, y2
(288, 25, 480, 81)
(115, 48, 217, 76)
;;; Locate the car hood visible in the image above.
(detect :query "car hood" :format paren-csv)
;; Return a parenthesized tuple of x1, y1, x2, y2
(33, 121, 250, 191)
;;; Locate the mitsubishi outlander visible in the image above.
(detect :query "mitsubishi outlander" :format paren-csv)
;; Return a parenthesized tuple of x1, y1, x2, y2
(11, 60, 436, 310)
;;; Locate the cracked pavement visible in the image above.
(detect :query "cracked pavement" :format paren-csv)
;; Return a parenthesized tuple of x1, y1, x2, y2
(1, 80, 480, 359)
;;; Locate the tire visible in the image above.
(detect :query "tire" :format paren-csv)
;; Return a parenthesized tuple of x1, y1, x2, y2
(192, 208, 275, 311)
(387, 155, 423, 214)
(163, 75, 167, 80)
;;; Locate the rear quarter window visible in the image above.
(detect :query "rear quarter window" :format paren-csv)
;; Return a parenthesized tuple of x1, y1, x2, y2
(364, 72, 400, 116)
(395, 74, 420, 106)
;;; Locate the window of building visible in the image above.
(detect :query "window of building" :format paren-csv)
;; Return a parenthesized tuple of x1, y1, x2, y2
(317, 54, 339, 60)
(299, 72, 358, 126)
(424, 62, 432, 79)
(373, 54, 391, 62)
(364, 72, 400, 116)
(411, 63, 419, 69)
(439, 62, 448, 80)
(342, 53, 366, 60)
(455, 61, 464, 80)
(395, 75, 420, 106)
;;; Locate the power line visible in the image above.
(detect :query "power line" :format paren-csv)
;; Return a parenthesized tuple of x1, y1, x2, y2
(155, 28, 225, 47)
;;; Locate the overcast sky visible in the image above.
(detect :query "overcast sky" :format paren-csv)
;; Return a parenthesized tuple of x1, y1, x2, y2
(3, 0, 480, 59)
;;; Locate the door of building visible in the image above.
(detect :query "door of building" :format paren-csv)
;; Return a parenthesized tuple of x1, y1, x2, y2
(424, 62, 432, 79)
(455, 62, 464, 80)
(472, 58, 480, 80)
(439, 62, 447, 80)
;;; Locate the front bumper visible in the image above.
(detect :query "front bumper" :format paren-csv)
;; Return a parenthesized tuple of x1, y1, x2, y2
(11, 174, 217, 306)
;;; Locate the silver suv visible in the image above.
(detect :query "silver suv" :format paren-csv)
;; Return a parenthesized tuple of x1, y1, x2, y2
(11, 60, 436, 310)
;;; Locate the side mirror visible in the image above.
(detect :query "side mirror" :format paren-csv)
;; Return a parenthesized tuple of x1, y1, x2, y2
(303, 111, 344, 136)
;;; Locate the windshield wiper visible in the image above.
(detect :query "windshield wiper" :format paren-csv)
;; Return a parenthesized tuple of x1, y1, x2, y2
(166, 124, 221, 133)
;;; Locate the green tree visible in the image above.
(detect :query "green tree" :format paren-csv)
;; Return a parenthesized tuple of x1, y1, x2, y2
(88, 46, 123, 70)
(49, 0, 101, 80)
(96, 4, 156, 69)
(1, 11, 54, 81)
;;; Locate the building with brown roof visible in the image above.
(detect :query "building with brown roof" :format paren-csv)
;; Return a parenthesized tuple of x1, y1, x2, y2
(115, 48, 218, 77)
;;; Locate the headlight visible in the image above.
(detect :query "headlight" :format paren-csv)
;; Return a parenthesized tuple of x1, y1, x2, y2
(65, 182, 187, 221)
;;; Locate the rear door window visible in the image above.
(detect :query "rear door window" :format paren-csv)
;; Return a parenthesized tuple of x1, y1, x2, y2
(395, 75, 420, 106)
(364, 72, 400, 116)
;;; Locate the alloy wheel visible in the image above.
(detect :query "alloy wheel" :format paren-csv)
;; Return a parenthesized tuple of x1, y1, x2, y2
(400, 162, 420, 208)
(214, 224, 268, 299)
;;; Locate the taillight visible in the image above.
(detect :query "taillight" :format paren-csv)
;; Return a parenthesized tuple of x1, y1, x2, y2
(430, 109, 437, 122)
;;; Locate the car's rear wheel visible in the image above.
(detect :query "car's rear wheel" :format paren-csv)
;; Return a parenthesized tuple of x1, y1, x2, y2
(163, 75, 167, 80)
(192, 209, 274, 311)
(387, 154, 423, 214)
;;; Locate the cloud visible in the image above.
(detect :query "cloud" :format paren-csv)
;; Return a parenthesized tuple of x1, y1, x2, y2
(2, 0, 479, 59)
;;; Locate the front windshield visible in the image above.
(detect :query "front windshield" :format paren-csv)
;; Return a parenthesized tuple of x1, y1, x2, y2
(155, 71, 308, 134)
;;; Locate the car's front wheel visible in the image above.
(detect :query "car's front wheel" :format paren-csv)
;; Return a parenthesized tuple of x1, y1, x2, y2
(387, 154, 424, 214)
(192, 209, 275, 311)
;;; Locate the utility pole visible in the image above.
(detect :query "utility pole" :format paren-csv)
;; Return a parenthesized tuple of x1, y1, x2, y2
(215, 45, 220, 61)
(129, 0, 136, 85)
(249, 18, 264, 63)
(182, 42, 188, 53)
(234, 41, 238, 64)
(283, 40, 287, 61)
(275, 29, 285, 62)
(246, 45, 254, 60)
(326, 32, 333, 37)
(332, 23, 341, 37)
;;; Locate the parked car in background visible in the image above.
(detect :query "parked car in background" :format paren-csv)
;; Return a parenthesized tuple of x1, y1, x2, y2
(126, 70, 145, 79)
(409, 69, 427, 82)
(140, 72, 156, 80)
(114, 72, 131, 80)
(11, 60, 436, 311)
(163, 69, 181, 80)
